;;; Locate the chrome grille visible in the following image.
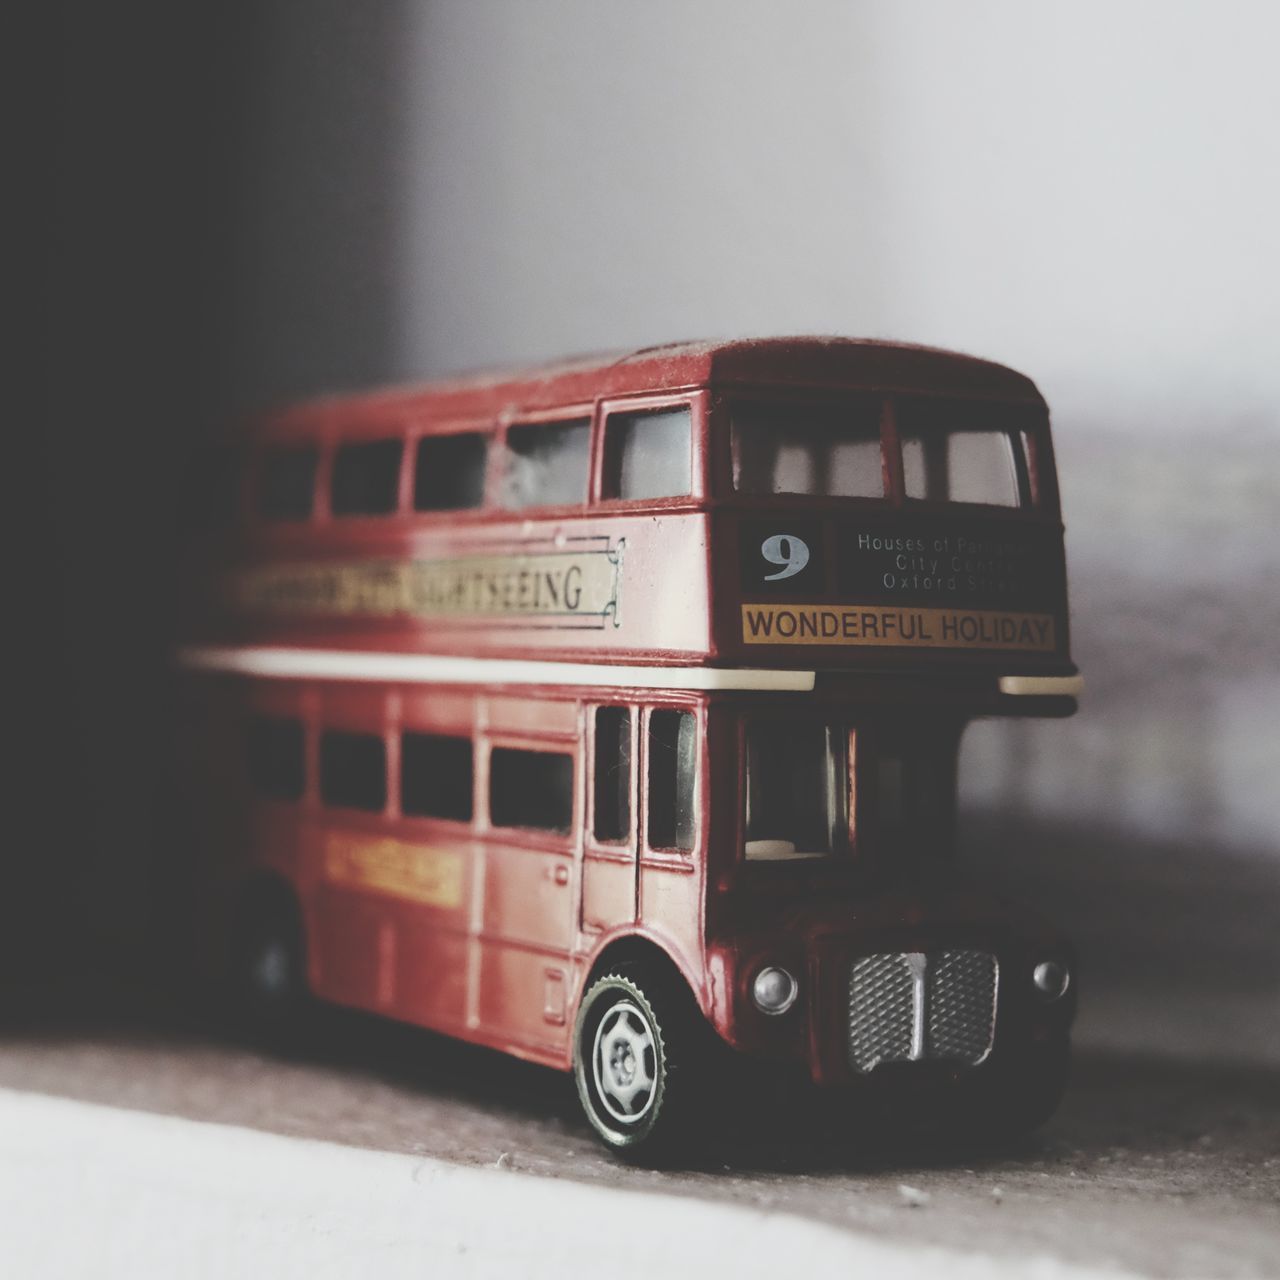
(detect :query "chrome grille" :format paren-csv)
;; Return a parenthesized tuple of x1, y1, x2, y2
(847, 950, 998, 1073)
(847, 953, 918, 1071)
(928, 949, 998, 1065)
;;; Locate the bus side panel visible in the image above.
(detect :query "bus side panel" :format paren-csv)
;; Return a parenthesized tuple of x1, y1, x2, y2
(394, 905, 470, 1032)
(217, 511, 714, 667)
(375, 819, 475, 1033)
(308, 816, 387, 1010)
(637, 860, 704, 991)
(478, 841, 576, 1055)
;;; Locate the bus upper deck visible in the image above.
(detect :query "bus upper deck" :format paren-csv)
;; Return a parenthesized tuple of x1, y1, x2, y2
(180, 338, 1077, 700)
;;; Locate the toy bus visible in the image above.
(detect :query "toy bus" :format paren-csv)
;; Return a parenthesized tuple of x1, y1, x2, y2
(175, 338, 1080, 1156)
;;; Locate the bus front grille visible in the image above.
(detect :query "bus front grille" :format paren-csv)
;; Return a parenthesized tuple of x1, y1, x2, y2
(847, 950, 998, 1074)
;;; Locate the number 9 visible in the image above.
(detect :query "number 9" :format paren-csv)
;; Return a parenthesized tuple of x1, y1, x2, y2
(761, 534, 810, 581)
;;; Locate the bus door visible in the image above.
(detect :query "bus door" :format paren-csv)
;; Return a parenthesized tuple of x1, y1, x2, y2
(581, 704, 639, 933)
(637, 705, 701, 945)
(477, 729, 579, 1052)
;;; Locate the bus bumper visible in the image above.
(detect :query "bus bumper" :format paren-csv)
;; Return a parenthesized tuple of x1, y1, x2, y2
(708, 927, 1076, 1118)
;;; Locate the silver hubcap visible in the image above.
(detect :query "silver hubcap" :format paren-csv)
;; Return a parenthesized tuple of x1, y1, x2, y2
(591, 999, 657, 1125)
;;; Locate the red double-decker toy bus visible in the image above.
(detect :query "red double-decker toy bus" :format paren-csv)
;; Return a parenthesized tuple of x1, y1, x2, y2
(175, 338, 1080, 1156)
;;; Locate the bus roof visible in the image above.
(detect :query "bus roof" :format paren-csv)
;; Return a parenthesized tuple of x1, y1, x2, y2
(260, 337, 1044, 427)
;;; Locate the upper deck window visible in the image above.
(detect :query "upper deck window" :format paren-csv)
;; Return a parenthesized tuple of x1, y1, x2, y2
(257, 445, 317, 521)
(415, 432, 488, 511)
(898, 402, 1027, 508)
(732, 401, 884, 498)
(320, 730, 387, 812)
(602, 406, 692, 500)
(331, 439, 402, 516)
(500, 419, 591, 509)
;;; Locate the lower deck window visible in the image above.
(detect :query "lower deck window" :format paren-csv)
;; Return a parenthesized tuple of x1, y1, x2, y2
(647, 710, 697, 851)
(320, 730, 387, 811)
(402, 732, 473, 822)
(593, 707, 631, 842)
(490, 748, 573, 833)
(745, 722, 849, 860)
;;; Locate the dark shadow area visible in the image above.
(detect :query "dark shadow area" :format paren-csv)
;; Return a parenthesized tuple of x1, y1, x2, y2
(3, 959, 1277, 1273)
(959, 810, 1280, 1061)
(22, 2, 413, 987)
(2, 960, 1276, 1187)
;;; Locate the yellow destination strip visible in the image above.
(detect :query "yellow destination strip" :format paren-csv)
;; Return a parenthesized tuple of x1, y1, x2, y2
(741, 603, 1056, 652)
(324, 832, 465, 909)
(234, 550, 620, 623)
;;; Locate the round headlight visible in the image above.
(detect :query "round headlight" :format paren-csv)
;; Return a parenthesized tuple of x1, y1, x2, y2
(752, 966, 798, 1015)
(1032, 960, 1070, 1001)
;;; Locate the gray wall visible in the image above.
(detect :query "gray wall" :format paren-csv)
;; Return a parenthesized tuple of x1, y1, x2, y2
(164, 2, 1280, 1062)
(390, 2, 1280, 1066)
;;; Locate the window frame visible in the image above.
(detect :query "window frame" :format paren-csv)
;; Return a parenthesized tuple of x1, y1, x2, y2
(641, 703, 702, 861)
(586, 703, 637, 854)
(595, 393, 705, 508)
(713, 387, 1054, 519)
(408, 419, 495, 518)
(485, 738, 578, 845)
(318, 725, 391, 815)
(725, 390, 889, 506)
(493, 404, 595, 515)
(890, 393, 1045, 515)
(327, 435, 408, 520)
(712, 387, 891, 511)
(737, 711, 857, 865)
(399, 729, 476, 828)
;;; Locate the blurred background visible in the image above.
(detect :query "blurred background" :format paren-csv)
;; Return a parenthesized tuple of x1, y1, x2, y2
(28, 1, 1279, 1066)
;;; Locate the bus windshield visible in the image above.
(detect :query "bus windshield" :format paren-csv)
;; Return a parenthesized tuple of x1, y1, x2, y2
(743, 719, 958, 863)
(730, 397, 1035, 509)
(744, 721, 850, 860)
(732, 400, 884, 499)
(897, 399, 1030, 508)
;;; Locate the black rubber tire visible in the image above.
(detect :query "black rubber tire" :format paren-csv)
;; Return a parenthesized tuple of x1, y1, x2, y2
(932, 1037, 1072, 1146)
(573, 966, 702, 1160)
(229, 895, 312, 1046)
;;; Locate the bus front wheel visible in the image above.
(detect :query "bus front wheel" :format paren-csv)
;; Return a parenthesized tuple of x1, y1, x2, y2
(573, 968, 701, 1160)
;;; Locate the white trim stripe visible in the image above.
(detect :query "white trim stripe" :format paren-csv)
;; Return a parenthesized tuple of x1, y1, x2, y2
(998, 674, 1083, 697)
(175, 645, 817, 692)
